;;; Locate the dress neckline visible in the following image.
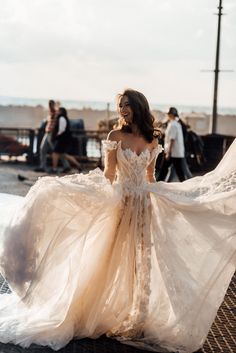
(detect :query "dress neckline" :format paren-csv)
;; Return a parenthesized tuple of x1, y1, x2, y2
(120, 146, 151, 158)
(118, 141, 154, 157)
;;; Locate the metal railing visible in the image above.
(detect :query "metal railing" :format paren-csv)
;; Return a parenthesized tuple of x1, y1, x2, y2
(0, 128, 106, 167)
(0, 128, 34, 163)
(1, 128, 234, 172)
(36, 128, 105, 167)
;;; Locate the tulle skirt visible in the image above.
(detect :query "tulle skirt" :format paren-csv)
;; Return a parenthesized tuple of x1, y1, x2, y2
(0, 140, 235, 353)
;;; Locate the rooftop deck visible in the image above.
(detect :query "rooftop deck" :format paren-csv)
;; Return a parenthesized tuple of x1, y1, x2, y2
(0, 272, 235, 353)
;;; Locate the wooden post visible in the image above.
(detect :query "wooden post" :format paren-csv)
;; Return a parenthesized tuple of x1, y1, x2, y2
(28, 129, 35, 164)
(106, 102, 110, 131)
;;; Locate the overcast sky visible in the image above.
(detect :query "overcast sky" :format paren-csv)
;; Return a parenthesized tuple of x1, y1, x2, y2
(0, 0, 235, 107)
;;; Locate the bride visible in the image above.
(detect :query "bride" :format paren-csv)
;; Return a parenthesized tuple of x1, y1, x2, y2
(0, 89, 235, 353)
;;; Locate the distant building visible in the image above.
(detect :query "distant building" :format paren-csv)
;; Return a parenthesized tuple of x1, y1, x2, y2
(183, 113, 209, 135)
(183, 113, 236, 137)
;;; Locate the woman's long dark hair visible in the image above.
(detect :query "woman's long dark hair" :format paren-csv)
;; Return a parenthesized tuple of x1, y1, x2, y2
(57, 107, 68, 118)
(117, 89, 158, 143)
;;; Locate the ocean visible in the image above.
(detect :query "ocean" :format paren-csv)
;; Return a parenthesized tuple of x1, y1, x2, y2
(0, 96, 236, 115)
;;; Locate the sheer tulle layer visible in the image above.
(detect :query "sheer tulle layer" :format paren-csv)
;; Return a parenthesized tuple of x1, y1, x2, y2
(0, 140, 235, 353)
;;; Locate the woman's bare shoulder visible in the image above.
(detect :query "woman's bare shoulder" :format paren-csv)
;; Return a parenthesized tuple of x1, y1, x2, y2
(107, 129, 123, 142)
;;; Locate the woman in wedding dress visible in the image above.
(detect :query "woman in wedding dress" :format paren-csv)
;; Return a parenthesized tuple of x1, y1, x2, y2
(0, 89, 235, 353)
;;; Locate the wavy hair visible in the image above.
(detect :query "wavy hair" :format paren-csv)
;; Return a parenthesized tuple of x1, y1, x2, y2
(57, 107, 68, 118)
(117, 89, 159, 143)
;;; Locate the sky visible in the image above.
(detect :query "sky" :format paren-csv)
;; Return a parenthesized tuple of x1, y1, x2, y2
(0, 0, 235, 107)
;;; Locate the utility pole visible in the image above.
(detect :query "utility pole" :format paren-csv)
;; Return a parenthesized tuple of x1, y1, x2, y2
(202, 1, 233, 134)
(210, 0, 223, 134)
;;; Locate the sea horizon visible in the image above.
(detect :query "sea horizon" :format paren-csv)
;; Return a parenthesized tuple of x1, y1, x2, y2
(0, 95, 236, 116)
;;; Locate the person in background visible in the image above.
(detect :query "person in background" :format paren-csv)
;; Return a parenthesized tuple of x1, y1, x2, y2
(157, 107, 186, 182)
(51, 107, 82, 173)
(35, 100, 71, 173)
(166, 108, 192, 181)
(175, 111, 192, 179)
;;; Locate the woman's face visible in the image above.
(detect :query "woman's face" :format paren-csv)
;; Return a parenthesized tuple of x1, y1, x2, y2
(118, 95, 133, 124)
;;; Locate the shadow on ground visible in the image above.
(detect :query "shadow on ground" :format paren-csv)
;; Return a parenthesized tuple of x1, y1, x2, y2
(0, 336, 157, 353)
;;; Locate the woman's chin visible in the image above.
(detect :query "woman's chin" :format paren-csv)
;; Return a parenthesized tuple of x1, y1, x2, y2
(124, 119, 132, 125)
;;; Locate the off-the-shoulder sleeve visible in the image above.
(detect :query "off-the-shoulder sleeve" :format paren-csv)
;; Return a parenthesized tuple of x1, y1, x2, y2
(102, 140, 118, 152)
(102, 140, 118, 184)
(146, 144, 164, 183)
(156, 144, 164, 156)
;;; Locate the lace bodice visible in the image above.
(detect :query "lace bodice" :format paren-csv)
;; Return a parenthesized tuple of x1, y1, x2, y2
(102, 140, 163, 194)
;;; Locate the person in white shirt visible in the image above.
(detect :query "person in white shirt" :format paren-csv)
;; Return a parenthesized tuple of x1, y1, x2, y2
(157, 107, 186, 182)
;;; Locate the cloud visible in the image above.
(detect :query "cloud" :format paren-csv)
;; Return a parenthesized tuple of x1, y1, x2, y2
(0, 0, 235, 106)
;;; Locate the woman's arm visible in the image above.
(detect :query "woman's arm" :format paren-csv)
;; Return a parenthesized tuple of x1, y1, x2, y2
(146, 139, 159, 183)
(146, 156, 157, 183)
(103, 130, 120, 184)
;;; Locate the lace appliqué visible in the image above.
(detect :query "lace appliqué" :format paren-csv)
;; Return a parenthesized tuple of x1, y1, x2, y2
(117, 147, 155, 198)
(201, 170, 236, 197)
(152, 170, 236, 203)
(108, 194, 152, 340)
(102, 140, 118, 152)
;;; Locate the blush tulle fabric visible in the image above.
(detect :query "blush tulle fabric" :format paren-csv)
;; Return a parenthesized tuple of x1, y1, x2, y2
(0, 139, 235, 353)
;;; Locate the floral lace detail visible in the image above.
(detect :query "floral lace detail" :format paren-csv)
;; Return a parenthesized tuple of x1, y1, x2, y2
(104, 138, 157, 337)
(116, 146, 158, 198)
(201, 170, 236, 197)
(121, 148, 151, 165)
(155, 143, 164, 156)
(106, 139, 157, 339)
(102, 139, 163, 198)
(108, 194, 152, 339)
(120, 144, 163, 162)
(102, 140, 118, 152)
(150, 170, 236, 203)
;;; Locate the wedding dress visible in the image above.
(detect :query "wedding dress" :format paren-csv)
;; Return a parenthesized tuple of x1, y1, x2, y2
(0, 139, 235, 353)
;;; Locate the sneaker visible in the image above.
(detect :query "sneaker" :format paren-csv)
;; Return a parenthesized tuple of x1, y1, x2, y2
(49, 168, 58, 174)
(62, 167, 72, 173)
